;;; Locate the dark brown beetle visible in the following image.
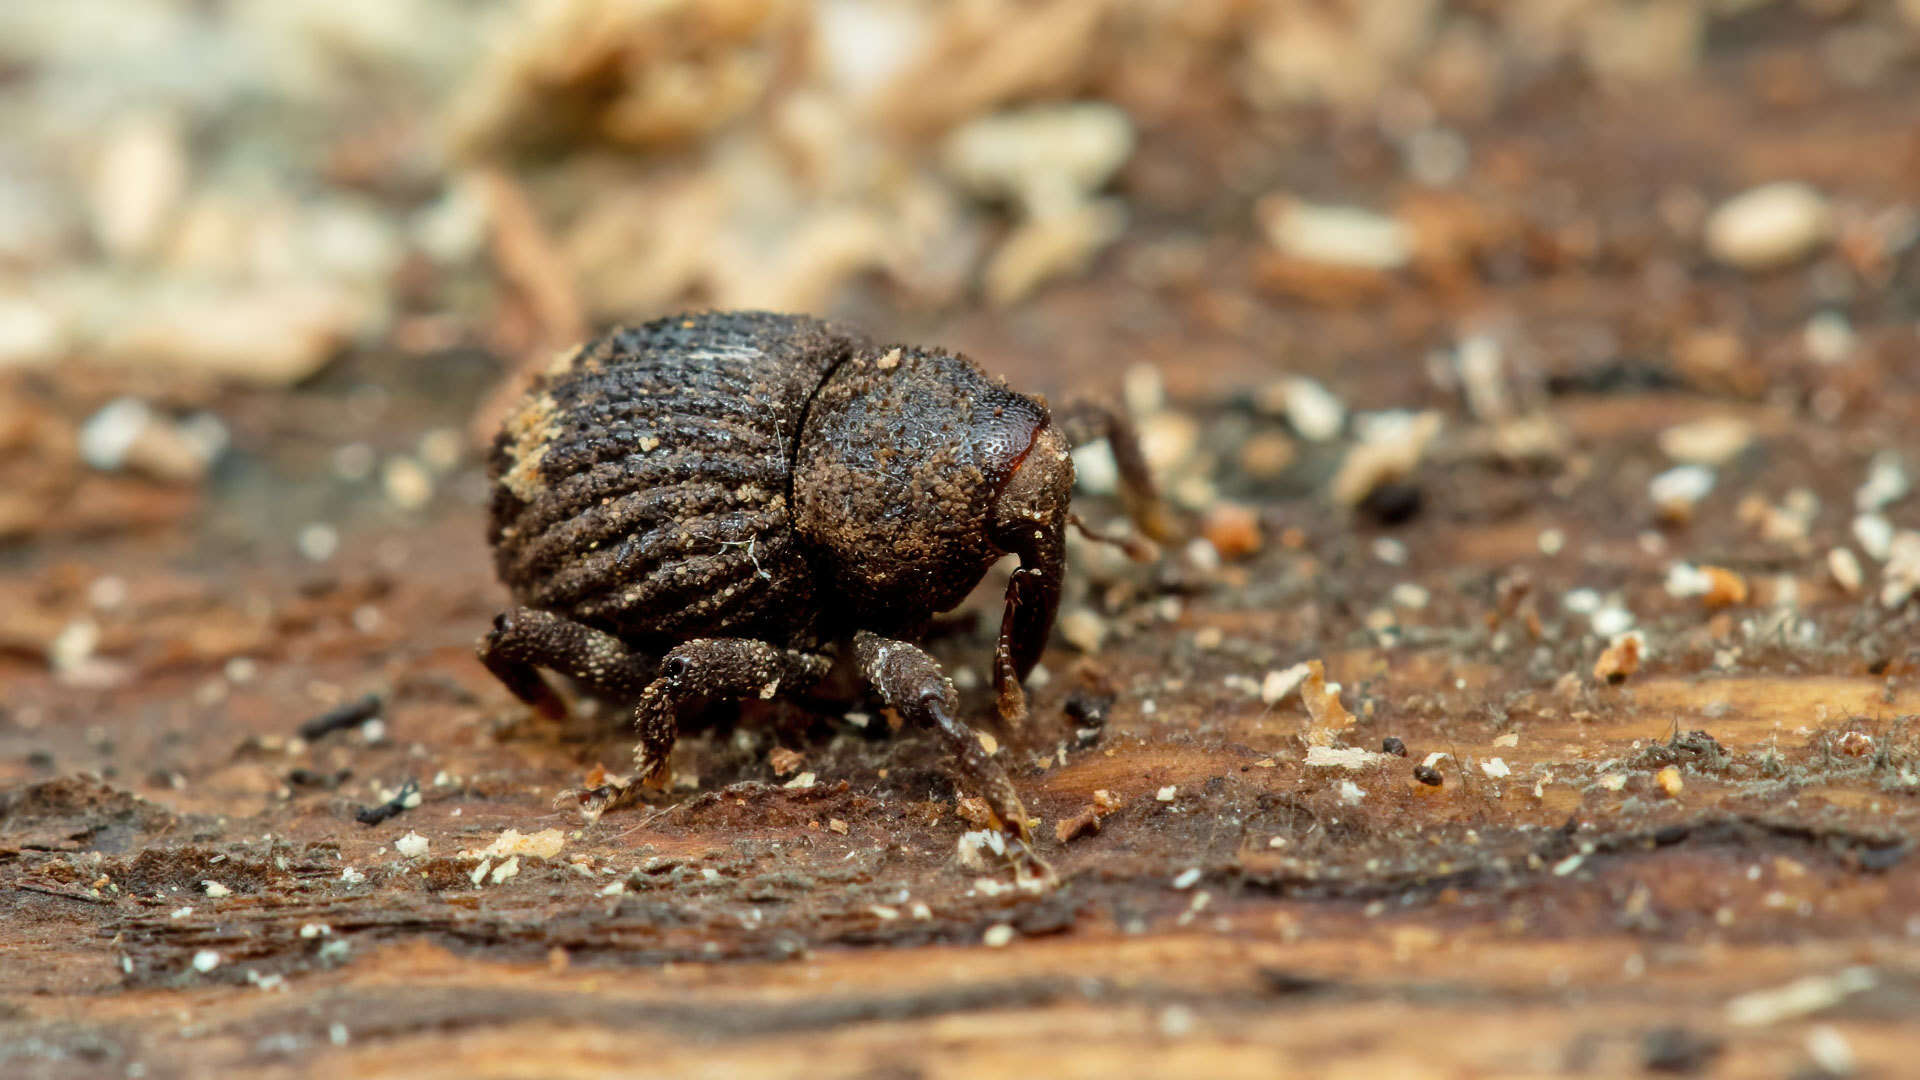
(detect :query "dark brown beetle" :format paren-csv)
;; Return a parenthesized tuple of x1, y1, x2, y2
(478, 311, 1169, 847)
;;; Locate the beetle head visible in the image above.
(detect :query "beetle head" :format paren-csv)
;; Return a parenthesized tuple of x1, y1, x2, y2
(988, 421, 1071, 680)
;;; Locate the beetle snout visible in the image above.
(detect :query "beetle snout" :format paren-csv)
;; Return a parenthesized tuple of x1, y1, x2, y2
(990, 423, 1072, 554)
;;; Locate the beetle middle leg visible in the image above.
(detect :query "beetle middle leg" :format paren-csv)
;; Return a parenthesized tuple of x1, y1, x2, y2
(630, 638, 834, 787)
(853, 630, 1032, 846)
(477, 607, 655, 721)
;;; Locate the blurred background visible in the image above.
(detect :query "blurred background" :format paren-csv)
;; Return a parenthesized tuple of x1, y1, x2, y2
(1, 0, 1917, 603)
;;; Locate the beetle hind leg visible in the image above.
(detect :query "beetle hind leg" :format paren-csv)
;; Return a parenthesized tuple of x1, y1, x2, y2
(476, 607, 654, 722)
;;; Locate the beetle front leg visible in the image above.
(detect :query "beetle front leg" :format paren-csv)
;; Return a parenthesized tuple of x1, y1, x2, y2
(991, 566, 1058, 725)
(630, 638, 834, 787)
(854, 630, 1032, 846)
(1055, 399, 1180, 544)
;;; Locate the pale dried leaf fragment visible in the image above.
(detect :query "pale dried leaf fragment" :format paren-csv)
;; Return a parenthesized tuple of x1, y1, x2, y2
(1705, 182, 1834, 271)
(941, 102, 1134, 217)
(1258, 196, 1412, 271)
(1881, 531, 1920, 608)
(1649, 465, 1714, 523)
(1330, 411, 1443, 506)
(1057, 609, 1107, 653)
(1304, 745, 1386, 769)
(1256, 377, 1344, 442)
(1828, 548, 1864, 594)
(1658, 415, 1753, 466)
(1856, 452, 1910, 512)
(99, 281, 372, 387)
(1261, 663, 1312, 706)
(449, 0, 793, 154)
(983, 198, 1126, 306)
(956, 828, 1005, 871)
(1727, 968, 1876, 1027)
(879, 0, 1108, 133)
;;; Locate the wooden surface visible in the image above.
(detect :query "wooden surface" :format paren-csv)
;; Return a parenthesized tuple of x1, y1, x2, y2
(5, 378, 1919, 1078)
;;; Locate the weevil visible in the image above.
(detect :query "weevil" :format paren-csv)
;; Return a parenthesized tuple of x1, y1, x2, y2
(479, 311, 1169, 850)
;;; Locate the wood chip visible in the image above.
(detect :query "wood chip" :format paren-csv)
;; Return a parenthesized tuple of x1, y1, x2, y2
(465, 828, 565, 861)
(1699, 566, 1749, 609)
(1201, 501, 1263, 560)
(1594, 635, 1641, 684)
(1657, 766, 1684, 797)
(1300, 659, 1357, 745)
(1053, 789, 1122, 843)
(956, 795, 997, 828)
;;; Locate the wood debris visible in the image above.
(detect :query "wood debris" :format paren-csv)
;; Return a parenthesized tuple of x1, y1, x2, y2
(1594, 635, 1642, 684)
(1053, 789, 1123, 843)
(1300, 659, 1357, 746)
(464, 828, 566, 861)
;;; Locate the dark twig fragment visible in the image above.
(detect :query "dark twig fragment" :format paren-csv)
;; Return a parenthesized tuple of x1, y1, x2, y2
(299, 693, 383, 741)
(354, 778, 419, 826)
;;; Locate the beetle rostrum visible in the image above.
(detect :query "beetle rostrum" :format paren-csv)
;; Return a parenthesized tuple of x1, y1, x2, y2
(478, 311, 1169, 848)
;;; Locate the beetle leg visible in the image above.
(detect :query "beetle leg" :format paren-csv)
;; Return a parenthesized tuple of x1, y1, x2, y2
(854, 630, 1033, 848)
(1054, 399, 1180, 544)
(991, 565, 1059, 725)
(477, 607, 654, 721)
(631, 638, 834, 787)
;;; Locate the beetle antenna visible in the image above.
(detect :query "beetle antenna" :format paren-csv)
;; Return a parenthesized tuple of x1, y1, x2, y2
(1070, 513, 1158, 562)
